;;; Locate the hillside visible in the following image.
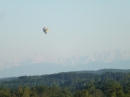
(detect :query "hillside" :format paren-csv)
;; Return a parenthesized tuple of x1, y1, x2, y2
(0, 69, 130, 88)
(0, 69, 130, 97)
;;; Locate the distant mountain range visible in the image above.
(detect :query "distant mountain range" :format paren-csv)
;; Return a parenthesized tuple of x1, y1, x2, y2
(0, 50, 130, 78)
(63, 50, 130, 65)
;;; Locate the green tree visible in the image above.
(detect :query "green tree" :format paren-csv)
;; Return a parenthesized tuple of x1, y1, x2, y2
(0, 88, 10, 97)
(22, 87, 30, 97)
(102, 80, 124, 97)
(17, 86, 23, 97)
(74, 90, 89, 97)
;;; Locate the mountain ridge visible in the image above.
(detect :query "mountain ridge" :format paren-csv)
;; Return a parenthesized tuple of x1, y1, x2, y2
(0, 50, 130, 78)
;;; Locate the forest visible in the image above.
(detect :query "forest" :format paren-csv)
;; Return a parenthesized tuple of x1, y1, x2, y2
(0, 69, 130, 97)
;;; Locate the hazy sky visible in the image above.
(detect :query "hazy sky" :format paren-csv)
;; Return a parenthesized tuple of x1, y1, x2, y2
(0, 0, 130, 60)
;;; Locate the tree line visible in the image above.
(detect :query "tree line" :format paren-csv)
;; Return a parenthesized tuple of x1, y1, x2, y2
(0, 70, 130, 97)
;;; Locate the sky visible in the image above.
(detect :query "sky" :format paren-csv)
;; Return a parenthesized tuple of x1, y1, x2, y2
(0, 0, 130, 64)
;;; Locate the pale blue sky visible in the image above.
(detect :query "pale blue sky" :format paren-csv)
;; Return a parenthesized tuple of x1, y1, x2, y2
(0, 0, 130, 60)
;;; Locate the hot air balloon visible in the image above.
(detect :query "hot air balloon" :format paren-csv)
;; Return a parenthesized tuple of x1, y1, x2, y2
(43, 27, 49, 34)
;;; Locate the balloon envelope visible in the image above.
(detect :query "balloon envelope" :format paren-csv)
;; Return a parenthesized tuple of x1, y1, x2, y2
(43, 27, 49, 34)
